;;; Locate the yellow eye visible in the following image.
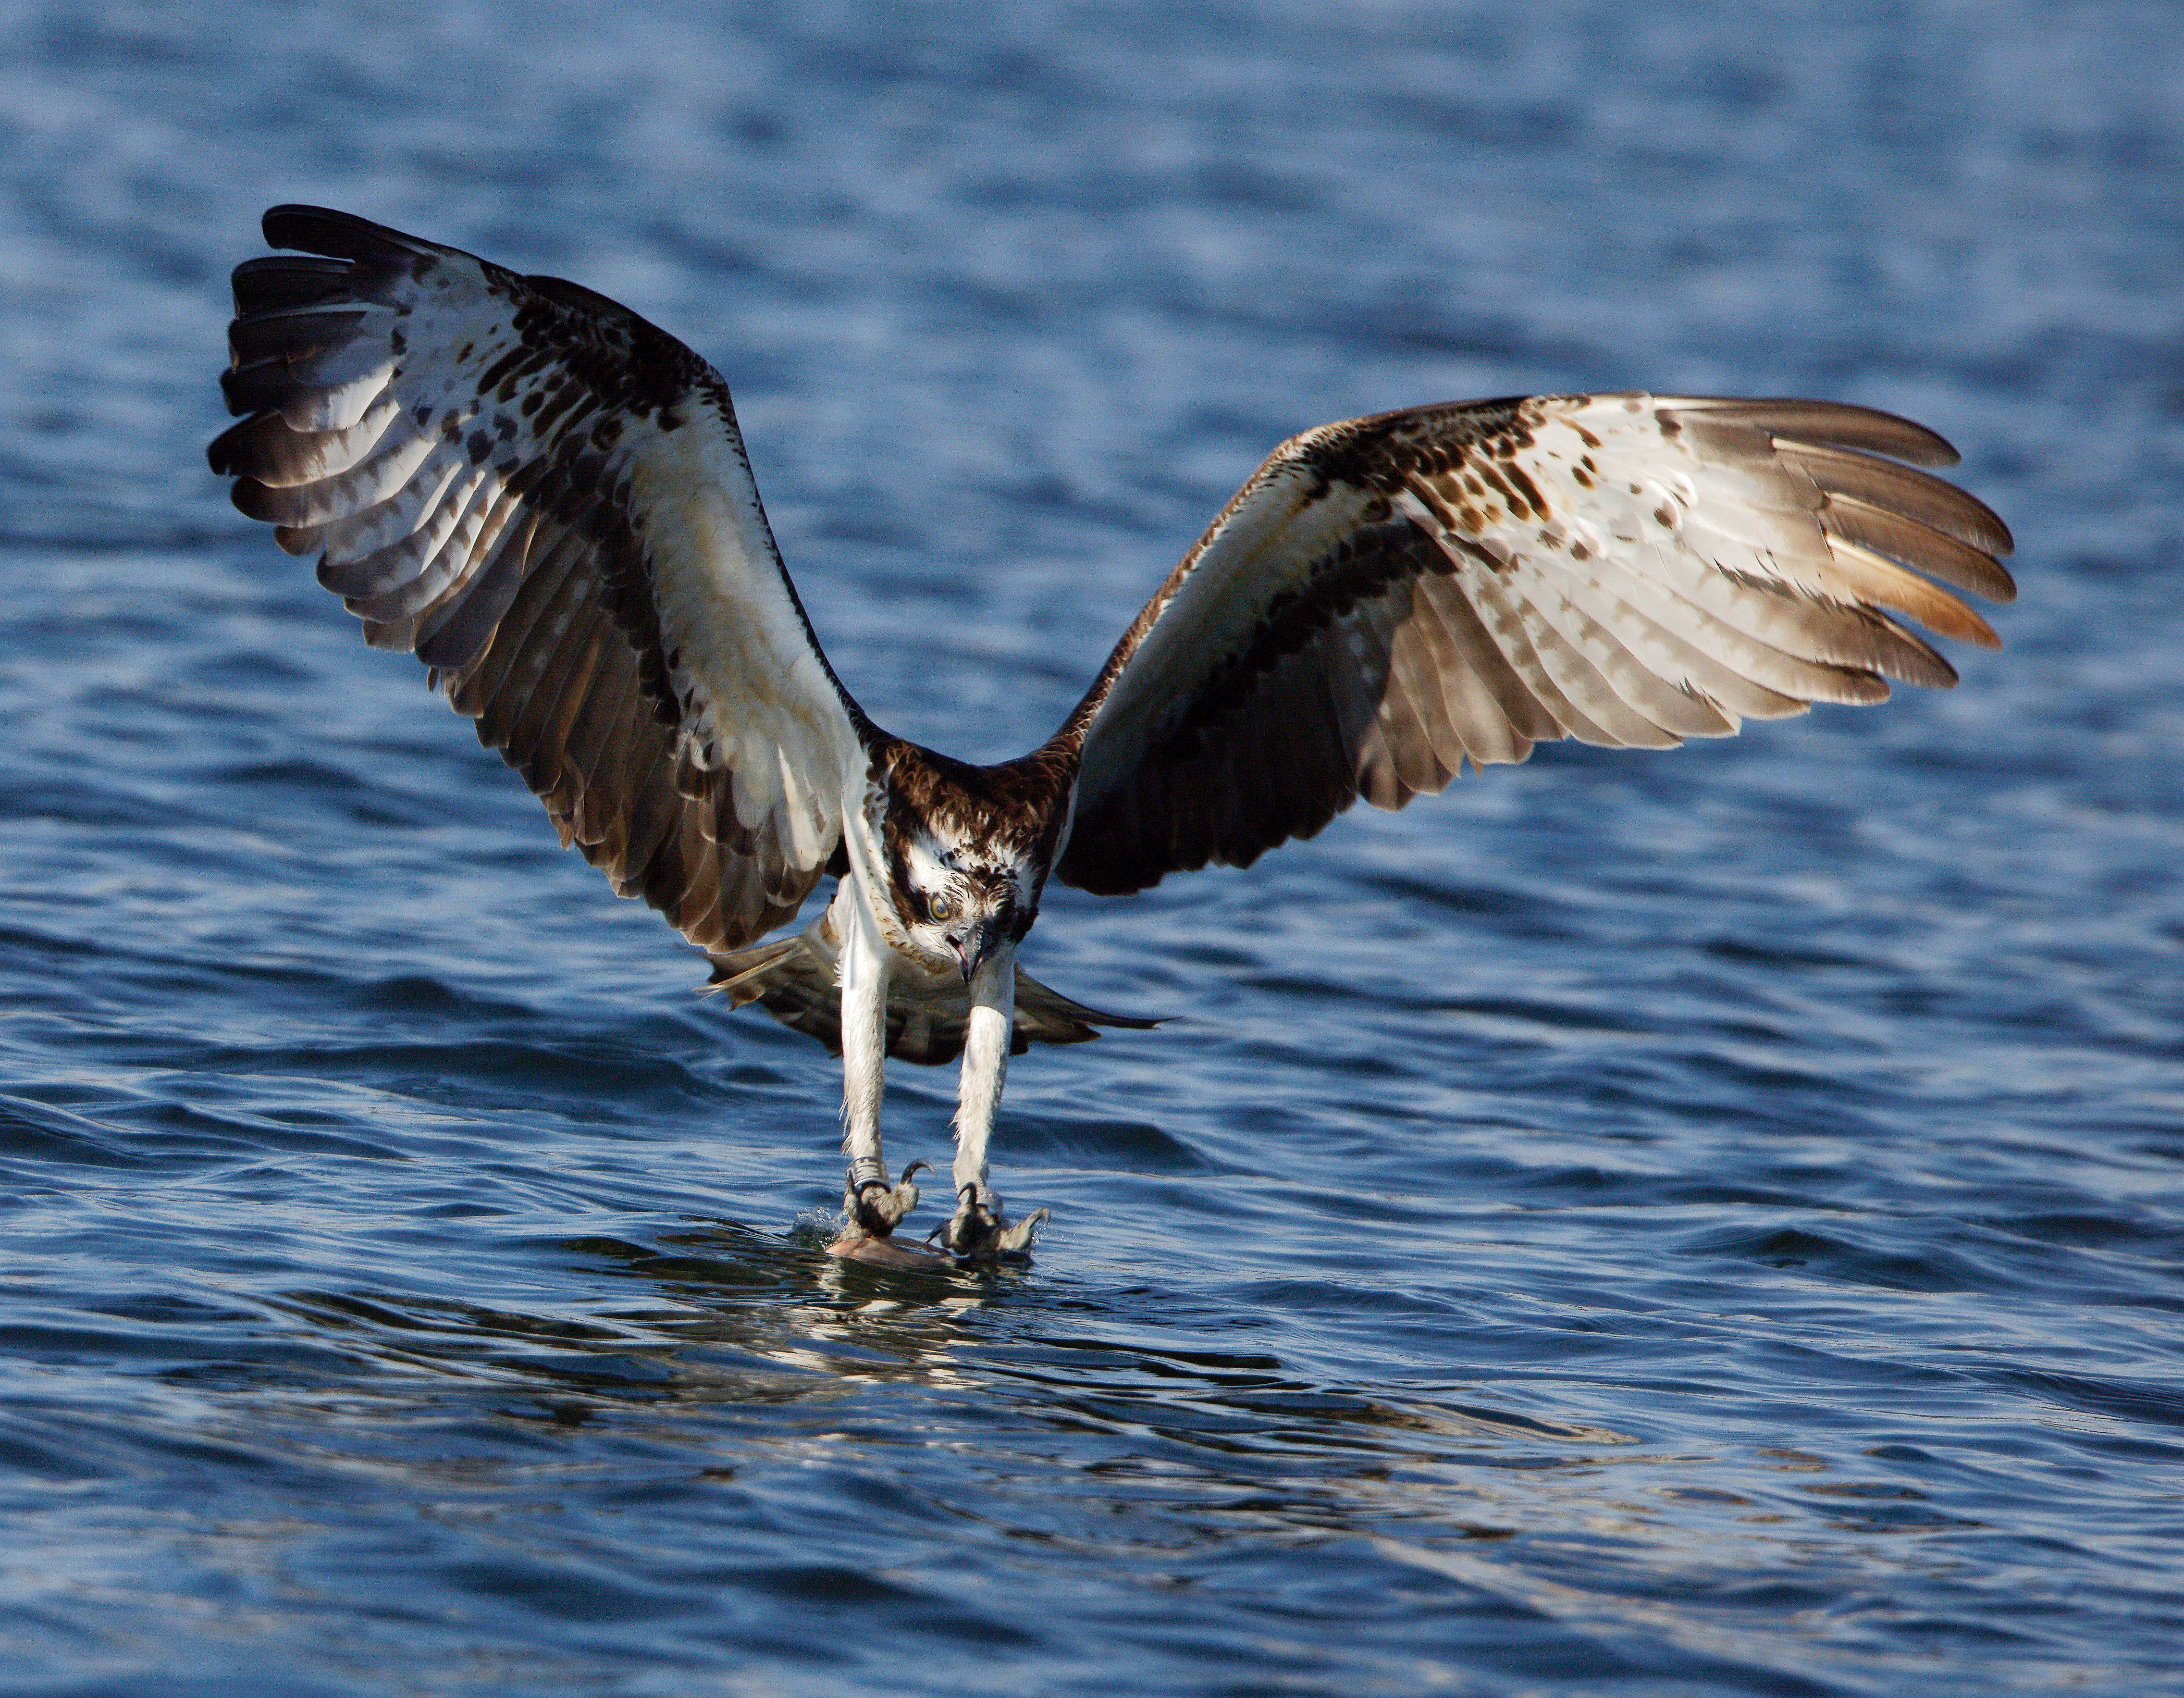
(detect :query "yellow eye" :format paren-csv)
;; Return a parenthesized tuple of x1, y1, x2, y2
(928, 894, 956, 924)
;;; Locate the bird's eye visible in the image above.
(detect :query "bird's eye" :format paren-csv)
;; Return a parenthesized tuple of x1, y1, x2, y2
(928, 894, 956, 924)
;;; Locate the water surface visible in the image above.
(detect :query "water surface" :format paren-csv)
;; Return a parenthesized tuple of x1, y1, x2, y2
(4, 4, 2183, 1693)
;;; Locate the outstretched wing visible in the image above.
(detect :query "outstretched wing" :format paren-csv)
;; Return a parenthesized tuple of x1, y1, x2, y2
(210, 206, 870, 951)
(1058, 393, 2013, 896)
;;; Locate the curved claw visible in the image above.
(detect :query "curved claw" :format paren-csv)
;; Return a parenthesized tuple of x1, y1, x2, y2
(933, 1187, 1050, 1262)
(845, 1160, 929, 1238)
(992, 1207, 1049, 1256)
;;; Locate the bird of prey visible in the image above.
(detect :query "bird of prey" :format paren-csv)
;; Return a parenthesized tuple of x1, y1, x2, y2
(209, 206, 2013, 1262)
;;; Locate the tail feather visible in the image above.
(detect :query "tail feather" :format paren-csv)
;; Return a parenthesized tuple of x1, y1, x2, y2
(704, 925, 1157, 1067)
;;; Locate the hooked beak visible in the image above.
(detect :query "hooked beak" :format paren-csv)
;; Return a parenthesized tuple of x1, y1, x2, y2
(949, 918, 1004, 984)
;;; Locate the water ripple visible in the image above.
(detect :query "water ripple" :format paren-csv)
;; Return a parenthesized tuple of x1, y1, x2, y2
(4, 3, 2183, 1694)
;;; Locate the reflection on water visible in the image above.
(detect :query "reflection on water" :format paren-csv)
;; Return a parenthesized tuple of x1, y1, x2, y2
(144, 1232, 2081, 1695)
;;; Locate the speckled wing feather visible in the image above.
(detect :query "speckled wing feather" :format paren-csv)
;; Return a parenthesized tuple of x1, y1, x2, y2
(209, 206, 868, 951)
(1057, 393, 2014, 896)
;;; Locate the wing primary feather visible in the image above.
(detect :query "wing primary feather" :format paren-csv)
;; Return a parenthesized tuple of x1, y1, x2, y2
(1666, 398, 1960, 466)
(262, 204, 447, 264)
(208, 396, 406, 489)
(1813, 492, 2017, 606)
(1818, 534, 2000, 649)
(1775, 439, 2015, 560)
(230, 254, 356, 314)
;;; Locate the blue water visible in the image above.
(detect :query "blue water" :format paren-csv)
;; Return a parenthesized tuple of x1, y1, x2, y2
(5, 4, 2183, 1693)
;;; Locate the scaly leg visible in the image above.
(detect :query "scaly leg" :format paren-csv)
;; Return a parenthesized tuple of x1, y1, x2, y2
(837, 889, 923, 1236)
(939, 945, 1046, 1259)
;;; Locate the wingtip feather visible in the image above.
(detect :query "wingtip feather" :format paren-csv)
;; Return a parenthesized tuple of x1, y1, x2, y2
(1671, 397, 1963, 467)
(261, 204, 441, 265)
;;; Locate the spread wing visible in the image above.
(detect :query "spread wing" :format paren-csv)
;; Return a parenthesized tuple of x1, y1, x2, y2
(209, 206, 869, 951)
(1057, 393, 2014, 896)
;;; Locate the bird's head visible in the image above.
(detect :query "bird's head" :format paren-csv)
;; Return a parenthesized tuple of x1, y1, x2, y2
(888, 823, 1039, 982)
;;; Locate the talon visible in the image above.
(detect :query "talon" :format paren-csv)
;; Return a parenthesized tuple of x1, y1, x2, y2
(844, 1160, 926, 1238)
(994, 1207, 1049, 1255)
(937, 1185, 1047, 1262)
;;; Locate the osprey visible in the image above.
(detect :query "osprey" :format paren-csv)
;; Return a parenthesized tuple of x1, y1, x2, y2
(209, 207, 2013, 1261)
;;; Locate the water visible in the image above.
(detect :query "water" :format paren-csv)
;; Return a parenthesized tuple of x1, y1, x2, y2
(4, 3, 2182, 1692)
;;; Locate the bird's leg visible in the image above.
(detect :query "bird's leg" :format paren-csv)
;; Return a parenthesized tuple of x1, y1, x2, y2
(837, 896, 923, 1237)
(938, 947, 1047, 1259)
